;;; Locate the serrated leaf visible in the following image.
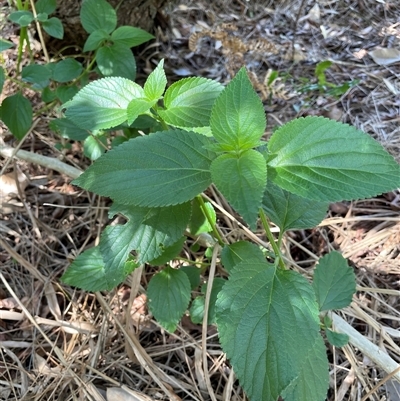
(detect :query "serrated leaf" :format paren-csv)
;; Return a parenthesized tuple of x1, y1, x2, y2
(96, 43, 136, 80)
(0, 39, 14, 52)
(221, 241, 265, 273)
(53, 58, 83, 82)
(211, 149, 267, 228)
(159, 77, 223, 128)
(144, 59, 167, 101)
(8, 11, 34, 26)
(0, 93, 32, 140)
(111, 26, 154, 48)
(80, 0, 117, 34)
(190, 278, 226, 325)
(35, 0, 57, 15)
(61, 246, 126, 291)
(312, 251, 356, 311)
(64, 77, 144, 130)
(189, 197, 215, 235)
(147, 266, 191, 332)
(73, 130, 216, 207)
(148, 236, 186, 266)
(126, 98, 155, 125)
(83, 29, 110, 52)
(216, 259, 329, 401)
(267, 116, 400, 202)
(325, 329, 349, 348)
(99, 203, 191, 276)
(42, 17, 64, 39)
(210, 67, 266, 151)
(262, 181, 329, 232)
(280, 335, 330, 401)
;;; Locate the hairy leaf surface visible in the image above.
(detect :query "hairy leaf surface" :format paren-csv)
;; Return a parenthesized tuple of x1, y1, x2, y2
(211, 149, 267, 228)
(64, 77, 143, 130)
(312, 251, 356, 311)
(216, 259, 329, 401)
(210, 67, 266, 151)
(74, 130, 216, 207)
(144, 59, 167, 101)
(262, 181, 329, 231)
(267, 116, 400, 202)
(148, 266, 191, 332)
(159, 77, 223, 127)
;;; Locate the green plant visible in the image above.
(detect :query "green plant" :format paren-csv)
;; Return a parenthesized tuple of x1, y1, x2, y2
(299, 60, 360, 96)
(59, 62, 400, 400)
(0, 0, 153, 160)
(57, 62, 399, 400)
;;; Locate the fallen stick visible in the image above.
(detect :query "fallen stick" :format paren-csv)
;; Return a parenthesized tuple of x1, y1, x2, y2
(0, 143, 82, 179)
(332, 312, 400, 382)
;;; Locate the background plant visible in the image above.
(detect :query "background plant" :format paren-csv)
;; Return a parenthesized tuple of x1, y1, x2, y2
(0, 0, 153, 160)
(60, 61, 400, 401)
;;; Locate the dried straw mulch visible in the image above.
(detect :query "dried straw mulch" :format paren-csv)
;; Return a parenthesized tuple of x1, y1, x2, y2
(1, 1, 400, 400)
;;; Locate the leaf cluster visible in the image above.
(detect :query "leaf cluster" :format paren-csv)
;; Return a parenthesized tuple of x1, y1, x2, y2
(2, 8, 400, 399)
(59, 60, 400, 401)
(0, 0, 154, 147)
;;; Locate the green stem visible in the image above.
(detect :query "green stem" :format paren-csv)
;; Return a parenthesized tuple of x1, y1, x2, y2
(259, 208, 286, 270)
(197, 195, 225, 246)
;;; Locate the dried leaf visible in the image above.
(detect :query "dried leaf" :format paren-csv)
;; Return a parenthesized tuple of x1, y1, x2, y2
(369, 48, 400, 66)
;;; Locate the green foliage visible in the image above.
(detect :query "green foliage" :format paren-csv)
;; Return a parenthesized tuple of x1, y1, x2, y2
(3, 10, 398, 396)
(61, 62, 399, 400)
(73, 130, 216, 207)
(211, 149, 267, 228)
(312, 251, 356, 311)
(189, 198, 216, 235)
(190, 278, 226, 325)
(2, 0, 153, 145)
(216, 259, 329, 400)
(0, 93, 32, 139)
(221, 241, 265, 273)
(267, 116, 400, 202)
(147, 266, 191, 332)
(159, 77, 223, 128)
(262, 181, 329, 231)
(0, 39, 14, 51)
(210, 68, 265, 152)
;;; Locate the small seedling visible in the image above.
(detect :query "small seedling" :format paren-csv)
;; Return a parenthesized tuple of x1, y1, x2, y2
(0, 0, 154, 160)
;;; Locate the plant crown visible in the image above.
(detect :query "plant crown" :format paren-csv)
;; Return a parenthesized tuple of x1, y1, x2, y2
(61, 62, 399, 401)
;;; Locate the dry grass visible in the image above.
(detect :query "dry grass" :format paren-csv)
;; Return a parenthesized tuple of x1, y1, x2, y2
(1, 0, 400, 400)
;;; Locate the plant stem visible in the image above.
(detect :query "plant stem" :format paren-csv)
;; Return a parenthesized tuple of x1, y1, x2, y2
(259, 208, 286, 269)
(29, 0, 49, 63)
(197, 195, 225, 246)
